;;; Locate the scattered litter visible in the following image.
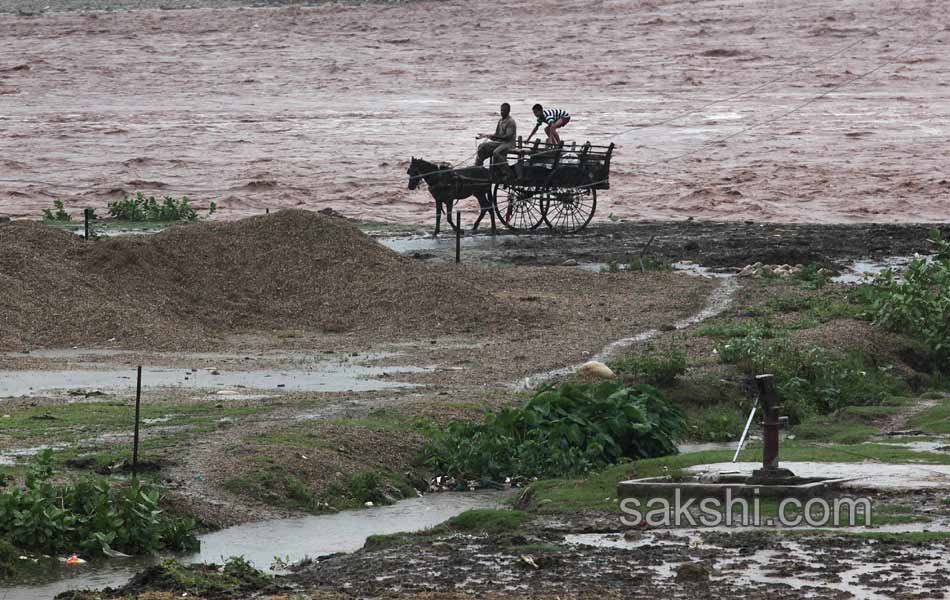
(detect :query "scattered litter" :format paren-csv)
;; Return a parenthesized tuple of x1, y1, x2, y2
(737, 262, 809, 278)
(102, 544, 131, 558)
(63, 554, 86, 565)
(519, 554, 539, 569)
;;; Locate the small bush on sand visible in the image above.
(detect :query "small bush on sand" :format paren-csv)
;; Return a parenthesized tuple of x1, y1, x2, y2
(108, 192, 215, 222)
(41, 200, 71, 222)
(862, 228, 950, 370)
(421, 382, 685, 481)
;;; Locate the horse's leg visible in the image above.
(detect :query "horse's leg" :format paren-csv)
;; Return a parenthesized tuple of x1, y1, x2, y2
(472, 196, 484, 233)
(434, 197, 442, 236)
(476, 190, 494, 234)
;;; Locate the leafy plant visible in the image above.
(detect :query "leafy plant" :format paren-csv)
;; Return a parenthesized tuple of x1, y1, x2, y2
(862, 229, 950, 369)
(0, 449, 198, 556)
(420, 381, 685, 480)
(716, 336, 901, 422)
(41, 200, 71, 222)
(107, 192, 211, 222)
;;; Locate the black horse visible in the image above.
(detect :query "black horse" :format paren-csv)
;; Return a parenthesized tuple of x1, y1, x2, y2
(407, 157, 496, 235)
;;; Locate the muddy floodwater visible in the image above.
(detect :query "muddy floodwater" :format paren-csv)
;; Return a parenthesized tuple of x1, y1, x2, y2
(1, 0, 948, 224)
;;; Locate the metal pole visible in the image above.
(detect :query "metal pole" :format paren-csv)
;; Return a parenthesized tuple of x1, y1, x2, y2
(84, 208, 90, 240)
(732, 404, 757, 463)
(757, 374, 780, 469)
(132, 366, 142, 471)
(455, 211, 461, 264)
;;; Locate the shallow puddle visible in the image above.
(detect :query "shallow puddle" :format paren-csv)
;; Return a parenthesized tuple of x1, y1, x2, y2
(1, 490, 507, 600)
(832, 255, 933, 284)
(0, 352, 430, 398)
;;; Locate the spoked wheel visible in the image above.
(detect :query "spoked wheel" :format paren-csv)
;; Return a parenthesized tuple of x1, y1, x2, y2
(542, 187, 597, 234)
(493, 184, 545, 232)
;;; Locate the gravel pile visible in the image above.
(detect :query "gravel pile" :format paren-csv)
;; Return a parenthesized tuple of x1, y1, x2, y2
(0, 210, 536, 350)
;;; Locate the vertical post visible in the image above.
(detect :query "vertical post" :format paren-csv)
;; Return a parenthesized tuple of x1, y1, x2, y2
(266, 208, 270, 214)
(132, 366, 142, 471)
(455, 211, 461, 264)
(751, 374, 795, 482)
(84, 208, 91, 240)
(757, 374, 779, 469)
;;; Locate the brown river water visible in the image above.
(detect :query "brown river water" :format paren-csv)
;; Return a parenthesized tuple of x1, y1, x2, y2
(0, 0, 947, 225)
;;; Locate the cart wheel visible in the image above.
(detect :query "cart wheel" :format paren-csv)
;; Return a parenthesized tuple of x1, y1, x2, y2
(493, 184, 544, 232)
(542, 187, 596, 234)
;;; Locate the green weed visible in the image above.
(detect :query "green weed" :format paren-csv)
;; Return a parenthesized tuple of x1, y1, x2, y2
(420, 382, 685, 480)
(862, 228, 950, 369)
(0, 450, 198, 556)
(610, 347, 687, 385)
(107, 192, 213, 222)
(41, 200, 71, 222)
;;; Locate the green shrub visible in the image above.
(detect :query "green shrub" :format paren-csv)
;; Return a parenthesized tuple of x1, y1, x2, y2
(716, 336, 902, 422)
(445, 509, 529, 533)
(41, 200, 71, 222)
(420, 381, 685, 480)
(611, 347, 687, 385)
(685, 404, 747, 442)
(107, 192, 210, 222)
(136, 556, 271, 597)
(862, 229, 950, 370)
(0, 449, 198, 556)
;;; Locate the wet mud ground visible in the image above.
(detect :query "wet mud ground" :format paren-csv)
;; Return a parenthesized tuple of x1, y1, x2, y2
(385, 220, 950, 271)
(293, 527, 950, 599)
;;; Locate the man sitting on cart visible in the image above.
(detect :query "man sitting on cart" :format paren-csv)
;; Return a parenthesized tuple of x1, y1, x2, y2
(476, 102, 517, 177)
(527, 103, 570, 145)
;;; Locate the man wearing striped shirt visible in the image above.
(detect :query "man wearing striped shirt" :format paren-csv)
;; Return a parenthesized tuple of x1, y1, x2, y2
(527, 104, 571, 145)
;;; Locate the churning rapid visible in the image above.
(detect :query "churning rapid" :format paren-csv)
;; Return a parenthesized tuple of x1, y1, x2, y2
(0, 0, 946, 223)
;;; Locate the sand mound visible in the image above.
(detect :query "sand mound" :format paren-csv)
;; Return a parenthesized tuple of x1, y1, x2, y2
(0, 210, 534, 350)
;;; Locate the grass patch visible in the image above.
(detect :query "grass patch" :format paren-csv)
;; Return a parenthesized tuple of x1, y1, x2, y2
(128, 556, 272, 598)
(794, 405, 903, 444)
(683, 403, 747, 442)
(0, 401, 276, 444)
(716, 335, 904, 422)
(445, 509, 530, 534)
(610, 346, 687, 385)
(908, 397, 950, 433)
(364, 531, 412, 551)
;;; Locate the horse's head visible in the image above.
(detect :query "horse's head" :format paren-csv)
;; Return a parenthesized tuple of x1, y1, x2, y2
(407, 156, 423, 190)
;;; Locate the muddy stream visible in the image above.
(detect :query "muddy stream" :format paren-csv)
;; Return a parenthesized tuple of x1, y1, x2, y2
(1, 491, 507, 600)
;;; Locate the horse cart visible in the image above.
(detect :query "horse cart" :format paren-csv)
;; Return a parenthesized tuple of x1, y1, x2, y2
(489, 137, 614, 234)
(408, 137, 614, 235)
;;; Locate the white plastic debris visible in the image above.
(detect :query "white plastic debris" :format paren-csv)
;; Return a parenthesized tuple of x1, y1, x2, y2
(578, 361, 615, 380)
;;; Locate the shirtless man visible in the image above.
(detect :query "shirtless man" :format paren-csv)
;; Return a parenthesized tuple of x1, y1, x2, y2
(527, 103, 571, 145)
(476, 103, 517, 169)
